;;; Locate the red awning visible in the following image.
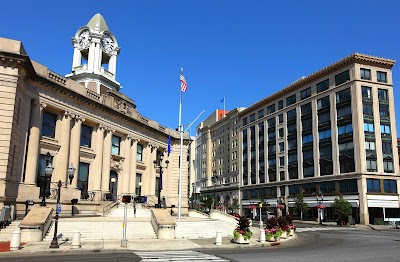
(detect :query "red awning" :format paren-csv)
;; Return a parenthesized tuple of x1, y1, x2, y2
(248, 205, 256, 209)
(315, 204, 325, 209)
(276, 204, 285, 209)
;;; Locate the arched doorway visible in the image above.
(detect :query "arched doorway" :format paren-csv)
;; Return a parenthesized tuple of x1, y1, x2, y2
(109, 171, 118, 201)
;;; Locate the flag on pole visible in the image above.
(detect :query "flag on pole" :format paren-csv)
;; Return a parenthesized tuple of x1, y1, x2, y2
(220, 97, 225, 103)
(180, 69, 188, 92)
(167, 135, 171, 156)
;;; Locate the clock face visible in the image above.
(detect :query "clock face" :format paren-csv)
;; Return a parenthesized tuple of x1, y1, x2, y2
(101, 33, 114, 52)
(78, 29, 91, 48)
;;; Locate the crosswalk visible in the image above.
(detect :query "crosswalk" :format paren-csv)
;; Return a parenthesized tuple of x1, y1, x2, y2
(135, 250, 229, 261)
(296, 226, 359, 232)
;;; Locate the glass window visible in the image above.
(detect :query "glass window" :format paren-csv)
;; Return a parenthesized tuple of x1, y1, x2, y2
(78, 162, 90, 197)
(301, 87, 311, 100)
(303, 166, 314, 178)
(279, 142, 284, 152)
(360, 68, 371, 80)
(258, 109, 264, 118)
(367, 178, 380, 193)
(42, 111, 57, 138)
(267, 105, 276, 115)
(302, 118, 312, 129)
(279, 128, 284, 138)
(378, 89, 388, 100)
(339, 179, 358, 193)
(382, 142, 392, 154)
(320, 181, 336, 194)
(288, 138, 297, 150)
(339, 142, 354, 151)
(335, 70, 350, 86)
(377, 71, 387, 83)
(250, 113, 256, 122)
(319, 129, 331, 140)
(384, 180, 397, 193)
(302, 134, 313, 144)
(336, 88, 351, 103)
(338, 124, 353, 135)
(317, 96, 330, 110)
(278, 100, 284, 110)
(111, 135, 121, 155)
(384, 161, 394, 173)
(363, 103, 373, 116)
(267, 118, 275, 127)
(317, 79, 329, 93)
(318, 112, 330, 124)
(242, 117, 248, 126)
(268, 144, 276, 153)
(278, 114, 283, 124)
(301, 103, 312, 115)
(362, 86, 372, 98)
(337, 106, 352, 118)
(137, 144, 143, 161)
(286, 94, 296, 106)
(287, 109, 296, 120)
(80, 125, 92, 147)
(279, 157, 284, 167)
(135, 173, 142, 196)
(380, 124, 391, 134)
(363, 122, 374, 133)
(366, 159, 377, 172)
(319, 145, 332, 158)
(365, 141, 376, 151)
(379, 104, 389, 118)
(287, 123, 296, 135)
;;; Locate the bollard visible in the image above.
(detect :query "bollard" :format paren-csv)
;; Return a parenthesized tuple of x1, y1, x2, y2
(259, 228, 266, 243)
(215, 229, 222, 246)
(10, 231, 21, 251)
(71, 230, 81, 249)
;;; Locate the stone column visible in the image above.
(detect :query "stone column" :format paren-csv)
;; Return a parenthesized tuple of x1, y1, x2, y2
(101, 128, 113, 193)
(24, 101, 46, 185)
(150, 145, 158, 197)
(129, 138, 138, 194)
(121, 136, 131, 194)
(53, 112, 73, 186)
(92, 125, 104, 192)
(87, 42, 96, 71)
(72, 46, 82, 69)
(69, 116, 85, 188)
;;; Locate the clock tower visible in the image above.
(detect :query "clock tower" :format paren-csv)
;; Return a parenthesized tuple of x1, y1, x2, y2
(66, 13, 121, 93)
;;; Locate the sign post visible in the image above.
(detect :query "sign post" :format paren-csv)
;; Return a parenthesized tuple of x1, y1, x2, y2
(121, 203, 128, 247)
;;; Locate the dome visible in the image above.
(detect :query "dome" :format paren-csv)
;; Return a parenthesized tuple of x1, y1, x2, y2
(87, 13, 109, 32)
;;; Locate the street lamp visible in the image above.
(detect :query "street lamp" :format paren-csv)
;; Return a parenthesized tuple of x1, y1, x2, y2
(41, 152, 54, 207)
(277, 196, 284, 218)
(192, 183, 196, 209)
(110, 177, 116, 201)
(212, 176, 218, 209)
(153, 153, 169, 208)
(316, 194, 324, 225)
(50, 162, 75, 249)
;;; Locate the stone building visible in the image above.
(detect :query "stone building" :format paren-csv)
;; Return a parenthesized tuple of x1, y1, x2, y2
(0, 14, 190, 217)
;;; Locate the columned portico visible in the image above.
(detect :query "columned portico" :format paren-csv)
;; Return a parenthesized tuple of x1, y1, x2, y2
(101, 128, 113, 193)
(129, 138, 138, 195)
(53, 112, 72, 186)
(121, 135, 131, 194)
(92, 125, 104, 193)
(69, 116, 84, 189)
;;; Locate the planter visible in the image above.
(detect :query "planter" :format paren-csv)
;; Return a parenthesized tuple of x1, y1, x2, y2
(267, 235, 275, 242)
(234, 234, 250, 244)
(289, 229, 295, 236)
(281, 231, 287, 239)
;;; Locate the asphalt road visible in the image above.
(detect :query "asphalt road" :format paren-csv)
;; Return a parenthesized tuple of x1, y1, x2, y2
(2, 228, 400, 261)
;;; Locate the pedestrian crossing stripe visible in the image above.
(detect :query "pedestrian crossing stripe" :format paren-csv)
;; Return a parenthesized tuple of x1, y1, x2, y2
(135, 250, 229, 261)
(296, 227, 359, 232)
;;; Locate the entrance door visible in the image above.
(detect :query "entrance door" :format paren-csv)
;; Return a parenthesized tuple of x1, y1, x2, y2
(109, 171, 118, 201)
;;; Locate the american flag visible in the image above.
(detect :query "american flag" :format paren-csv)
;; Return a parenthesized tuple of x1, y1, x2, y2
(180, 71, 188, 92)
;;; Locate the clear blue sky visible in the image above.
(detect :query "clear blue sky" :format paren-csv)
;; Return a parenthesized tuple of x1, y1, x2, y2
(2, 1, 400, 135)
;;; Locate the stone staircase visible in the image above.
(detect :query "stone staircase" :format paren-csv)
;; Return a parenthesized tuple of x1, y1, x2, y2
(0, 220, 21, 241)
(105, 203, 151, 218)
(175, 217, 237, 239)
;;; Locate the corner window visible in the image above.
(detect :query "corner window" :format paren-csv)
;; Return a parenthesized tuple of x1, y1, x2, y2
(111, 135, 121, 155)
(384, 180, 397, 193)
(377, 71, 387, 83)
(362, 86, 372, 98)
(360, 68, 371, 80)
(42, 111, 57, 138)
(378, 89, 388, 100)
(335, 70, 350, 86)
(367, 178, 380, 193)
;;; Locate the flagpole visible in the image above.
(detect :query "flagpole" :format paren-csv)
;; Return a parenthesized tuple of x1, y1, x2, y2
(224, 97, 226, 117)
(178, 68, 184, 219)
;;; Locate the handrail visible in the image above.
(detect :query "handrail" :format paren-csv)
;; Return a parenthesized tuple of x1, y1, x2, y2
(102, 195, 121, 216)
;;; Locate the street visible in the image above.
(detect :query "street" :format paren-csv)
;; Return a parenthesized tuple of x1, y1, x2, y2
(2, 226, 400, 261)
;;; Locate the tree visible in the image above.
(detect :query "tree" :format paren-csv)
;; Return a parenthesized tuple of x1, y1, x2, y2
(331, 196, 353, 225)
(198, 193, 213, 211)
(227, 198, 240, 214)
(293, 193, 308, 221)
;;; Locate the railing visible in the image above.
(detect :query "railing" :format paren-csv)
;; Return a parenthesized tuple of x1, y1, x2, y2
(102, 195, 121, 216)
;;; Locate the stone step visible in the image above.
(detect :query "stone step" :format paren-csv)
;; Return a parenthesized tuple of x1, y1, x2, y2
(0, 221, 22, 241)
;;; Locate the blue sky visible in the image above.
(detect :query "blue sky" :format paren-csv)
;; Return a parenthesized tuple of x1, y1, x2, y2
(2, 1, 400, 135)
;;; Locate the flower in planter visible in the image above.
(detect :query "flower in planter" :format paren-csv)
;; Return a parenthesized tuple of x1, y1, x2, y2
(233, 215, 252, 240)
(289, 224, 296, 231)
(265, 228, 276, 241)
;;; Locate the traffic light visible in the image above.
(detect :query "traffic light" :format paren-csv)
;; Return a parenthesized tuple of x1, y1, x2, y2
(121, 195, 131, 203)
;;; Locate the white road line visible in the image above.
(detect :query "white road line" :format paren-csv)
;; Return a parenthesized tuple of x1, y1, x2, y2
(135, 250, 229, 261)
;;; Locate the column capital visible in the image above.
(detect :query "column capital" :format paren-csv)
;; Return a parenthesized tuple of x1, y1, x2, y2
(63, 111, 74, 119)
(73, 114, 85, 123)
(39, 102, 47, 109)
(127, 134, 140, 142)
(98, 124, 114, 134)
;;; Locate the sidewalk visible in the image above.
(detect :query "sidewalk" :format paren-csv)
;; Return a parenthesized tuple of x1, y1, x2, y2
(0, 226, 295, 256)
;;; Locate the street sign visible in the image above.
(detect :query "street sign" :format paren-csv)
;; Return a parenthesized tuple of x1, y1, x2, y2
(57, 203, 62, 213)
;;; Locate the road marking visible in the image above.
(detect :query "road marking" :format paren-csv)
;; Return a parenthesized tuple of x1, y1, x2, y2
(296, 227, 359, 232)
(135, 250, 229, 261)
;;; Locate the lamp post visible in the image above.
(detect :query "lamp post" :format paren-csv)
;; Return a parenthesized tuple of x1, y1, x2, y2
(277, 196, 284, 218)
(110, 177, 116, 201)
(192, 183, 196, 209)
(212, 176, 217, 209)
(316, 194, 324, 225)
(50, 163, 75, 249)
(40, 152, 53, 206)
(153, 153, 169, 208)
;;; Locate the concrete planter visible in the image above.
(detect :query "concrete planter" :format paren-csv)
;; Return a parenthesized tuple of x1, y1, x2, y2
(234, 234, 250, 244)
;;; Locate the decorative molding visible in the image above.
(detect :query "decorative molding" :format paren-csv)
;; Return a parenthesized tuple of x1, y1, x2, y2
(0, 80, 17, 88)
(102, 92, 136, 118)
(39, 102, 47, 109)
(111, 158, 124, 172)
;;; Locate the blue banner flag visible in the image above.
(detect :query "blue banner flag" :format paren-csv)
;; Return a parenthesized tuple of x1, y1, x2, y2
(167, 135, 171, 155)
(220, 97, 225, 103)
